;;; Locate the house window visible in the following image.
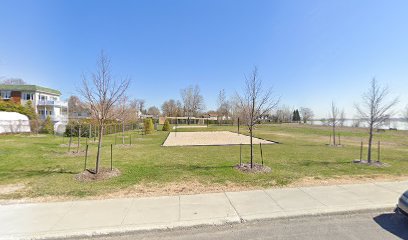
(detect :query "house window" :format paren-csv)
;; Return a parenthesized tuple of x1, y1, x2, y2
(0, 91, 11, 99)
(39, 95, 47, 101)
(48, 111, 52, 115)
(23, 93, 34, 100)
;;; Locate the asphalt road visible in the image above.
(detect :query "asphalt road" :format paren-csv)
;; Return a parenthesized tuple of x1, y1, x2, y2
(77, 210, 408, 240)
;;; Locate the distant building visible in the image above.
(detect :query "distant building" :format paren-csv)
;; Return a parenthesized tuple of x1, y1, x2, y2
(258, 114, 272, 122)
(202, 113, 218, 121)
(0, 85, 68, 125)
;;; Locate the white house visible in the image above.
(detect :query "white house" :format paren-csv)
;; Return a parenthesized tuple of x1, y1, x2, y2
(0, 85, 68, 128)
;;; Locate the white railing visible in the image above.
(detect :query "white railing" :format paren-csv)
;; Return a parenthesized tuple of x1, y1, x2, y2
(37, 100, 68, 107)
(40, 115, 68, 123)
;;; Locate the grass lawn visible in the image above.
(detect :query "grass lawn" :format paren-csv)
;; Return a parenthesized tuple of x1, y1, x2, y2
(0, 123, 407, 201)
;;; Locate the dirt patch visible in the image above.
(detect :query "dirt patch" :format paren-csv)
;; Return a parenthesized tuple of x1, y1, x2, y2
(234, 163, 271, 173)
(288, 174, 407, 188)
(65, 150, 86, 157)
(0, 181, 255, 204)
(101, 180, 254, 199)
(26, 134, 46, 138)
(268, 132, 294, 138)
(352, 160, 390, 167)
(60, 143, 83, 147)
(173, 126, 208, 129)
(75, 168, 121, 182)
(114, 144, 133, 149)
(2, 174, 408, 204)
(0, 184, 25, 195)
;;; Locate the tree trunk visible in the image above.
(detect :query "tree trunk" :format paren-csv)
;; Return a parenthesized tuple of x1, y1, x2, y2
(77, 127, 81, 153)
(367, 124, 373, 163)
(250, 126, 253, 168)
(122, 121, 125, 144)
(95, 124, 103, 174)
(332, 124, 336, 146)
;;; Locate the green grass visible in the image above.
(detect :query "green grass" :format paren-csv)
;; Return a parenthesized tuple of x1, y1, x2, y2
(0, 123, 407, 200)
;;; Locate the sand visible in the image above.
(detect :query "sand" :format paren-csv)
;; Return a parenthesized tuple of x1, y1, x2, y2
(162, 131, 274, 146)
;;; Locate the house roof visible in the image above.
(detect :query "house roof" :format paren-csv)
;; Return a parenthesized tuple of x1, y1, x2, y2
(0, 85, 61, 95)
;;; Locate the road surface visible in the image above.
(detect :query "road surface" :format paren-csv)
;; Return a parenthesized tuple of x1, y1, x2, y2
(74, 210, 408, 240)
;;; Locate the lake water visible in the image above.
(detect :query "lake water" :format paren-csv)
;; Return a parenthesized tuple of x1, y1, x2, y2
(309, 119, 408, 131)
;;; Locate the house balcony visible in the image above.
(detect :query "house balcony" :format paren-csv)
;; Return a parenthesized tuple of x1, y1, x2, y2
(39, 114, 68, 123)
(37, 100, 68, 108)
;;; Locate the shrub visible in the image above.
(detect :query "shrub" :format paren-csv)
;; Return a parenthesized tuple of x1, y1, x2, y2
(64, 122, 92, 137)
(144, 118, 154, 134)
(162, 119, 171, 131)
(41, 116, 54, 134)
(0, 99, 38, 120)
(23, 101, 38, 120)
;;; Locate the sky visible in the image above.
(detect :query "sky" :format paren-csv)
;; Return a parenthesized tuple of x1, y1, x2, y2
(1, 0, 407, 118)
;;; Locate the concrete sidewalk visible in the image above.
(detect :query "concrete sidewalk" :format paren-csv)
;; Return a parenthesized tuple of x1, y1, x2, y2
(1, 180, 407, 240)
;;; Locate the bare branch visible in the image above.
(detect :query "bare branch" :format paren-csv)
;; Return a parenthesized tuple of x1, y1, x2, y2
(236, 67, 279, 167)
(354, 78, 398, 162)
(78, 51, 130, 173)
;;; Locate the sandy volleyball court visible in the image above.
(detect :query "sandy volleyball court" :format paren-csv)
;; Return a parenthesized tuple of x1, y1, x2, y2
(162, 131, 274, 146)
(172, 125, 208, 129)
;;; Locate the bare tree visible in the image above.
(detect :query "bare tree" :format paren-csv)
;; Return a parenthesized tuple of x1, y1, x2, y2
(237, 67, 279, 168)
(68, 95, 89, 119)
(275, 105, 292, 123)
(176, 100, 184, 117)
(117, 96, 132, 144)
(0, 78, 27, 85)
(79, 51, 130, 174)
(129, 99, 142, 120)
(147, 106, 160, 117)
(355, 79, 398, 163)
(299, 107, 314, 124)
(217, 89, 230, 123)
(180, 85, 205, 123)
(328, 101, 340, 146)
(352, 118, 361, 128)
(228, 95, 242, 124)
(161, 99, 178, 117)
(134, 99, 146, 114)
(339, 109, 346, 127)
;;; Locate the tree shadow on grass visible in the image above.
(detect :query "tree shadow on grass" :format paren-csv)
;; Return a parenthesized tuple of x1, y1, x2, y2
(298, 160, 351, 167)
(296, 144, 323, 147)
(373, 212, 408, 239)
(156, 164, 234, 171)
(0, 168, 78, 179)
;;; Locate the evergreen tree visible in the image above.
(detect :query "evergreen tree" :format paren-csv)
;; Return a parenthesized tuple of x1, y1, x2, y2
(292, 109, 301, 122)
(24, 100, 38, 120)
(144, 118, 154, 134)
(41, 116, 54, 134)
(162, 119, 171, 131)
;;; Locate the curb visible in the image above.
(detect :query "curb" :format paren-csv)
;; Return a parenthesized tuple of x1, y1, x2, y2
(5, 205, 396, 240)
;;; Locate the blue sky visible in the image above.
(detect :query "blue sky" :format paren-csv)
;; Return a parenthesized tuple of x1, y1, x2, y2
(1, 0, 407, 117)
